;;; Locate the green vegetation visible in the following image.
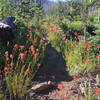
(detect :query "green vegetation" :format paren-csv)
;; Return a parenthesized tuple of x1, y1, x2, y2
(0, 0, 100, 99)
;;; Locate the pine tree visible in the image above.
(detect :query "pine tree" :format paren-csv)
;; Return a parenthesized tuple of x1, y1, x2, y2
(32, 0, 43, 25)
(81, 0, 98, 40)
(56, 1, 64, 24)
(0, 0, 12, 19)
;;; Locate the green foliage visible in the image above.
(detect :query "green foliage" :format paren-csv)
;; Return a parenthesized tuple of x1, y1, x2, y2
(56, 1, 64, 24)
(63, 39, 99, 76)
(0, 24, 46, 99)
(65, 0, 81, 20)
(67, 21, 83, 35)
(41, 19, 64, 52)
(0, 0, 12, 19)
(84, 82, 97, 100)
(0, 0, 43, 25)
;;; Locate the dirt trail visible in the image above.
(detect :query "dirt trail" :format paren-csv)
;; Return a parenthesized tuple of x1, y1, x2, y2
(31, 44, 73, 100)
(34, 44, 72, 83)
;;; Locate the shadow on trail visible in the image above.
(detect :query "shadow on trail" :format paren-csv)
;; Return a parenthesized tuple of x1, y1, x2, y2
(34, 44, 73, 83)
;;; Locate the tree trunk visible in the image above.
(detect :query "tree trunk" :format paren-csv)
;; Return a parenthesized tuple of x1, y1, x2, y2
(83, 17, 87, 41)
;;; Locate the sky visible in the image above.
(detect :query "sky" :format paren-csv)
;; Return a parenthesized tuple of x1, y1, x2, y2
(49, 0, 67, 2)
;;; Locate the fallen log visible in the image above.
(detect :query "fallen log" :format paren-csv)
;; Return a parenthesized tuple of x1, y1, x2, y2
(26, 81, 56, 94)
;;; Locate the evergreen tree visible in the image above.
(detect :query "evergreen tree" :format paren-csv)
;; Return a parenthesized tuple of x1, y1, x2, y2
(81, 0, 98, 40)
(0, 0, 12, 19)
(32, 0, 43, 25)
(56, 1, 64, 24)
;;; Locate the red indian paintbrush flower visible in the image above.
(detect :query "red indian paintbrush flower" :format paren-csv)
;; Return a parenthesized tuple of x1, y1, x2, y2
(51, 75, 55, 79)
(27, 67, 30, 73)
(34, 53, 39, 59)
(72, 43, 75, 47)
(5, 51, 9, 56)
(66, 52, 69, 56)
(84, 42, 91, 46)
(38, 64, 41, 67)
(30, 45, 34, 52)
(73, 74, 78, 79)
(10, 54, 13, 59)
(97, 55, 100, 58)
(10, 62, 14, 67)
(14, 44, 18, 48)
(64, 98, 67, 100)
(87, 48, 91, 52)
(19, 45, 24, 50)
(29, 33, 32, 37)
(88, 60, 91, 64)
(6, 57, 9, 61)
(78, 35, 81, 40)
(57, 84, 65, 89)
(96, 88, 100, 95)
(4, 67, 9, 72)
(19, 53, 25, 60)
(74, 32, 77, 35)
(57, 84, 62, 89)
(0, 70, 2, 74)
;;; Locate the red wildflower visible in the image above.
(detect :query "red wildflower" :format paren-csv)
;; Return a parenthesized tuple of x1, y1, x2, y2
(87, 48, 91, 52)
(5, 51, 8, 56)
(38, 64, 41, 67)
(64, 98, 67, 100)
(73, 74, 78, 79)
(96, 88, 100, 95)
(0, 70, 2, 74)
(84, 42, 91, 46)
(66, 52, 69, 56)
(45, 42, 48, 46)
(27, 34, 30, 38)
(27, 67, 30, 73)
(36, 49, 39, 51)
(74, 32, 77, 35)
(14, 44, 18, 48)
(29, 33, 32, 37)
(97, 55, 100, 58)
(51, 75, 55, 79)
(6, 57, 9, 61)
(10, 62, 14, 67)
(97, 46, 100, 48)
(61, 85, 64, 89)
(4, 67, 9, 72)
(30, 45, 34, 52)
(10, 54, 13, 59)
(88, 60, 91, 64)
(57, 84, 64, 89)
(78, 35, 81, 40)
(19, 53, 25, 60)
(72, 43, 75, 47)
(57, 85, 62, 89)
(19, 45, 24, 50)
(34, 53, 39, 59)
